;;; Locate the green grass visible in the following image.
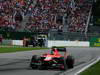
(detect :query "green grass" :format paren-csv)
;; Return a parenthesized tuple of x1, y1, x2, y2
(80, 61, 100, 75)
(0, 46, 48, 53)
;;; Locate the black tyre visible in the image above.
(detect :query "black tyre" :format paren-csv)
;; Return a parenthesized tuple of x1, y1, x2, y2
(30, 55, 38, 69)
(66, 56, 74, 69)
(57, 57, 67, 71)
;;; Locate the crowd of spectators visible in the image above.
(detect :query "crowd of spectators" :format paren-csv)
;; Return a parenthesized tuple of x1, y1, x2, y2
(68, 0, 92, 32)
(26, 0, 69, 32)
(0, 0, 34, 31)
(25, 0, 92, 32)
(0, 0, 92, 32)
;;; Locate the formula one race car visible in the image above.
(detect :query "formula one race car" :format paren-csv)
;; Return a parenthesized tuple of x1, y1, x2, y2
(30, 47, 74, 70)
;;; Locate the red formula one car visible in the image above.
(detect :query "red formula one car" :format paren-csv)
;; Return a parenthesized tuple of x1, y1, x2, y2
(30, 47, 74, 70)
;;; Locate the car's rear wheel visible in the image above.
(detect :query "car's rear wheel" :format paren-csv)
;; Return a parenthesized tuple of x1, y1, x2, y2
(66, 55, 74, 69)
(57, 57, 67, 71)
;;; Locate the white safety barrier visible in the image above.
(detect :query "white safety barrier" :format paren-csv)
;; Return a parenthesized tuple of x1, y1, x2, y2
(47, 40, 90, 48)
(12, 40, 23, 46)
(4, 40, 89, 47)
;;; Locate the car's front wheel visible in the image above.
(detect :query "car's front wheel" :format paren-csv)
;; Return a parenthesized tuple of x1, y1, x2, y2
(30, 55, 38, 69)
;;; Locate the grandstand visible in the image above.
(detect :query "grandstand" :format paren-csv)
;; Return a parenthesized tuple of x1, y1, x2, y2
(0, 0, 99, 41)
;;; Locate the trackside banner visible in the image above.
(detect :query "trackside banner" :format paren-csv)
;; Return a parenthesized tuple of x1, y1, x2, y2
(90, 37, 100, 47)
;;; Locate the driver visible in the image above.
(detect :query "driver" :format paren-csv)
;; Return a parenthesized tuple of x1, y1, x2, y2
(52, 48, 61, 56)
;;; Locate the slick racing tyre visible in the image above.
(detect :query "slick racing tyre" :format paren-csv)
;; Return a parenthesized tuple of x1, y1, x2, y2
(30, 55, 38, 69)
(66, 55, 74, 69)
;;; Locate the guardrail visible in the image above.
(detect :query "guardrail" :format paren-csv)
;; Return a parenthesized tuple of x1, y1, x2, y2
(47, 40, 90, 48)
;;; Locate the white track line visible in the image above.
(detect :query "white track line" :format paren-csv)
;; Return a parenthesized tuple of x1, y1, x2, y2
(74, 57, 100, 75)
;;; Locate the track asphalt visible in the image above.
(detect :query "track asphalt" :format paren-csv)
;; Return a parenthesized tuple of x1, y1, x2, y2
(0, 47, 100, 75)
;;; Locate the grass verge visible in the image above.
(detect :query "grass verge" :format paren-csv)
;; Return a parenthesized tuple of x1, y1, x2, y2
(0, 46, 48, 53)
(80, 61, 100, 75)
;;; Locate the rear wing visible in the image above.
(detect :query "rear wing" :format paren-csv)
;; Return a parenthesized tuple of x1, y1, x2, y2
(52, 47, 67, 52)
(57, 48, 67, 52)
